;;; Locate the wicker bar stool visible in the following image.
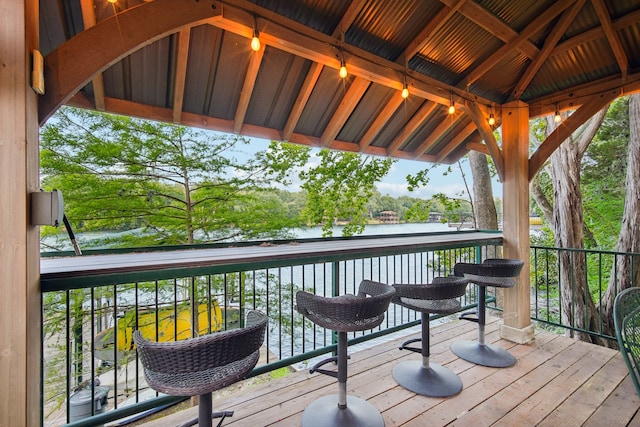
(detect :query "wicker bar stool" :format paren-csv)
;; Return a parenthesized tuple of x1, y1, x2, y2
(391, 276, 469, 397)
(133, 310, 268, 427)
(296, 280, 395, 427)
(452, 258, 524, 368)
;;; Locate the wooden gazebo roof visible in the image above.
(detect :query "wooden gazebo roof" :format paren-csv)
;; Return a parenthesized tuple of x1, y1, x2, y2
(39, 0, 640, 178)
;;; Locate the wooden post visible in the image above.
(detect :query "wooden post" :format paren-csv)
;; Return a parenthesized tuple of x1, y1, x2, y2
(0, 0, 42, 425)
(500, 100, 535, 343)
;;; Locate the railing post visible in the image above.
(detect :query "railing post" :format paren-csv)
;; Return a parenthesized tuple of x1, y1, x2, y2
(332, 261, 340, 354)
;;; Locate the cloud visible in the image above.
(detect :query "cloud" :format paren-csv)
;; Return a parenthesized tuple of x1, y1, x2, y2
(376, 181, 467, 199)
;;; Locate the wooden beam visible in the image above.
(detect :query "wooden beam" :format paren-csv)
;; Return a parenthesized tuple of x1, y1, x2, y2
(358, 92, 404, 152)
(321, 78, 371, 147)
(281, 0, 365, 142)
(528, 71, 640, 117)
(435, 120, 477, 162)
(411, 112, 464, 159)
(528, 90, 619, 180)
(460, 0, 576, 88)
(404, 0, 466, 61)
(466, 140, 490, 155)
(551, 7, 640, 58)
(234, 42, 264, 133)
(214, 1, 494, 109)
(387, 101, 438, 156)
(461, 101, 504, 181)
(591, 0, 629, 80)
(512, 0, 585, 100)
(440, 0, 539, 59)
(39, 0, 222, 125)
(172, 28, 191, 124)
(80, 0, 106, 111)
(282, 62, 323, 141)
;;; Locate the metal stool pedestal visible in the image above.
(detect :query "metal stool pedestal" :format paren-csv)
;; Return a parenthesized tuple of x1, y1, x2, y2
(451, 259, 524, 368)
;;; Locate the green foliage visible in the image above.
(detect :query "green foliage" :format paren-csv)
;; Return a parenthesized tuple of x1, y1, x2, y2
(582, 97, 629, 249)
(299, 149, 394, 236)
(40, 108, 307, 247)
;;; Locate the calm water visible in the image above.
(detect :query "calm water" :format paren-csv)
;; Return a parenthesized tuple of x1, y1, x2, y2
(43, 222, 455, 252)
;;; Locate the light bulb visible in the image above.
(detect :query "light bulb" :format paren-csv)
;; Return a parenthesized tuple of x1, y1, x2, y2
(108, 0, 117, 3)
(448, 104, 455, 115)
(339, 61, 347, 79)
(554, 111, 562, 123)
(401, 86, 409, 99)
(251, 36, 261, 52)
(488, 113, 495, 126)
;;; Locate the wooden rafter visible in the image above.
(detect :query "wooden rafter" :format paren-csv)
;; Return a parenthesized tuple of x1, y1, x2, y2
(435, 120, 476, 162)
(528, 90, 619, 180)
(321, 78, 371, 147)
(512, 0, 586, 100)
(282, 62, 323, 141)
(172, 28, 191, 124)
(387, 101, 438, 156)
(551, 7, 640, 58)
(591, 0, 629, 80)
(411, 112, 464, 159)
(213, 2, 493, 109)
(460, 0, 576, 88)
(404, 0, 466, 61)
(358, 92, 405, 152)
(440, 0, 539, 59)
(281, 0, 366, 142)
(234, 42, 264, 133)
(79, 0, 105, 111)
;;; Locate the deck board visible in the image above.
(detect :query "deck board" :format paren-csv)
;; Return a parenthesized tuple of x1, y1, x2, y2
(137, 317, 640, 427)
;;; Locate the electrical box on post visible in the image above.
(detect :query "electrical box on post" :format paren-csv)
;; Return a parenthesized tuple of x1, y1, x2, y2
(31, 190, 64, 226)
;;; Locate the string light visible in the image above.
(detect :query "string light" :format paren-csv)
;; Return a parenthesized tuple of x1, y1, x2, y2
(250, 16, 261, 52)
(448, 92, 455, 115)
(401, 75, 409, 99)
(401, 84, 409, 99)
(339, 58, 348, 78)
(554, 104, 562, 123)
(488, 104, 495, 126)
(108, 0, 117, 3)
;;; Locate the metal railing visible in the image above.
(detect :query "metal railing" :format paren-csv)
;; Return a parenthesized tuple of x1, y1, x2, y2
(529, 245, 640, 341)
(41, 232, 501, 427)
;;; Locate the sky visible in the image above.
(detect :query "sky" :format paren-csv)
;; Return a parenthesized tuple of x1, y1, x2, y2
(245, 136, 503, 201)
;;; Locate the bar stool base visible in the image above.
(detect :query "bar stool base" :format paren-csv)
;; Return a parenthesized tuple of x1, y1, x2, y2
(393, 360, 462, 397)
(301, 395, 384, 427)
(451, 340, 516, 368)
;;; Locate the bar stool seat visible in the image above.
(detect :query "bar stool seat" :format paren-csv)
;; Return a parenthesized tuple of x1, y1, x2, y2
(391, 276, 469, 397)
(296, 280, 395, 427)
(133, 310, 268, 427)
(452, 258, 524, 368)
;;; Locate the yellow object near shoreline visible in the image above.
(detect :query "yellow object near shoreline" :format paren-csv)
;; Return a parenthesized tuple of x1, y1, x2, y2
(94, 302, 227, 362)
(529, 216, 543, 225)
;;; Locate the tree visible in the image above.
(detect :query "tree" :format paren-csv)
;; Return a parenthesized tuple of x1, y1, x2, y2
(601, 94, 640, 333)
(40, 107, 308, 248)
(530, 107, 609, 343)
(468, 151, 498, 230)
(299, 149, 394, 236)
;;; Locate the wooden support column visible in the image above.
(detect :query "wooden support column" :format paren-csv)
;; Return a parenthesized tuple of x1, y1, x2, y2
(500, 100, 535, 344)
(0, 0, 41, 425)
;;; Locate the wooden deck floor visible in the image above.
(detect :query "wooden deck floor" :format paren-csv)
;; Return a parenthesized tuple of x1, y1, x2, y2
(138, 316, 640, 426)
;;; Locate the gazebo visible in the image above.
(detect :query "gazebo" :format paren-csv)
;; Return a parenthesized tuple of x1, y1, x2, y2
(3, 0, 640, 425)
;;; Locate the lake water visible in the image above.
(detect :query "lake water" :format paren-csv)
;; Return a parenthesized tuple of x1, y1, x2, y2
(43, 222, 455, 252)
